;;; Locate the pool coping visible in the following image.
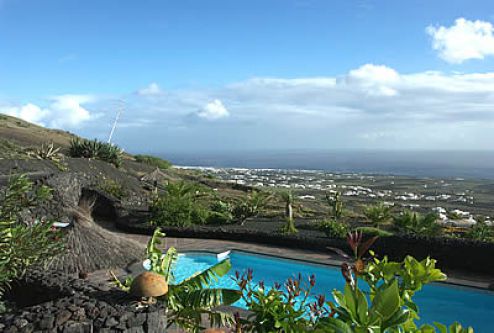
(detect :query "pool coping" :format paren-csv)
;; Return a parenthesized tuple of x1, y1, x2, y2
(179, 247, 493, 292)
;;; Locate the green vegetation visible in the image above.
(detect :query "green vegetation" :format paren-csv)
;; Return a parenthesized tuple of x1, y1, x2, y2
(114, 228, 241, 331)
(97, 177, 127, 199)
(134, 154, 172, 169)
(234, 232, 474, 332)
(0, 139, 28, 159)
(69, 138, 123, 167)
(0, 175, 63, 312)
(27, 142, 67, 171)
(393, 210, 442, 237)
(207, 200, 234, 225)
(363, 202, 393, 228)
(280, 190, 297, 234)
(150, 181, 210, 227)
(232, 190, 273, 225)
(325, 191, 344, 221)
(319, 219, 349, 238)
(465, 218, 493, 242)
(355, 226, 393, 237)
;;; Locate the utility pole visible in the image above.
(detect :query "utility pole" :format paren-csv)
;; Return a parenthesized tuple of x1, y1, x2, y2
(108, 99, 124, 144)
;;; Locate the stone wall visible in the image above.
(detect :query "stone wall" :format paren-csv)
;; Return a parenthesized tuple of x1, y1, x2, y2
(1, 270, 167, 333)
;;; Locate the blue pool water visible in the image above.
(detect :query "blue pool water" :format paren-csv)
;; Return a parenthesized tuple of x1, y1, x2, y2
(173, 251, 494, 332)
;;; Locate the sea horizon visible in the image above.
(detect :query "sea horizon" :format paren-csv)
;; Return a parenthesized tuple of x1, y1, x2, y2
(154, 149, 494, 180)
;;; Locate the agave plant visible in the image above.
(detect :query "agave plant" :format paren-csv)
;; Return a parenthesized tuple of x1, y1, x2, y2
(113, 228, 241, 332)
(27, 142, 67, 170)
(69, 138, 123, 167)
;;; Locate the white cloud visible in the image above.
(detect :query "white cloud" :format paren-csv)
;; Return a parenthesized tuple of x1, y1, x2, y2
(196, 99, 230, 120)
(427, 18, 494, 63)
(0, 94, 96, 129)
(1, 103, 51, 126)
(344, 64, 400, 96)
(137, 82, 163, 96)
(48, 95, 95, 128)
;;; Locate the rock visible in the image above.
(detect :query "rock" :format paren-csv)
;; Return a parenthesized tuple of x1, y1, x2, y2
(56, 310, 72, 326)
(38, 315, 55, 329)
(104, 317, 118, 327)
(13, 318, 29, 329)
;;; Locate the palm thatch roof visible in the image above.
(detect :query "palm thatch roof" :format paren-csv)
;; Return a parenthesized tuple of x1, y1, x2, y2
(140, 168, 170, 183)
(47, 198, 145, 274)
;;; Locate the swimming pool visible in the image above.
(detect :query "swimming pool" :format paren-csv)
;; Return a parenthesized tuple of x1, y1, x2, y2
(173, 250, 494, 332)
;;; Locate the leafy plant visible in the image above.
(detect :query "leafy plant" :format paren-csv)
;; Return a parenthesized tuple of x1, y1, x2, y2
(465, 218, 493, 242)
(319, 219, 349, 238)
(97, 177, 127, 199)
(0, 175, 63, 311)
(393, 210, 442, 237)
(134, 154, 172, 169)
(232, 190, 273, 225)
(150, 181, 210, 227)
(325, 191, 344, 221)
(207, 200, 234, 224)
(364, 202, 393, 228)
(114, 228, 241, 332)
(234, 270, 317, 332)
(69, 138, 123, 167)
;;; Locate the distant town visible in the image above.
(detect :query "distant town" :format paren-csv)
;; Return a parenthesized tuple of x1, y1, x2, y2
(179, 166, 493, 227)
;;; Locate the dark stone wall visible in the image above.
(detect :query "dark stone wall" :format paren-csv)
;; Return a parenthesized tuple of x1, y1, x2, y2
(0, 270, 167, 333)
(117, 216, 494, 275)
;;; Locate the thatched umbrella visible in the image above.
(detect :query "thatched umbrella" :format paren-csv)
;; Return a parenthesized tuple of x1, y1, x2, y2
(140, 168, 170, 193)
(47, 198, 145, 274)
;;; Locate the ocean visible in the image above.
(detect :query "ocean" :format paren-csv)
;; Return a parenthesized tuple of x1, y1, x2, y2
(160, 150, 494, 180)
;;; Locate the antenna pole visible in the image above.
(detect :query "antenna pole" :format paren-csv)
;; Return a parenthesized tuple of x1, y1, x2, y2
(108, 100, 124, 144)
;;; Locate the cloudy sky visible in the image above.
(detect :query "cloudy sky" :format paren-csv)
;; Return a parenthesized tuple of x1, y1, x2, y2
(1, 0, 494, 153)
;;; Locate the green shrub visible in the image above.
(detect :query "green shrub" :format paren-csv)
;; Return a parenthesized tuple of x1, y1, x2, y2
(150, 181, 209, 227)
(69, 138, 123, 167)
(206, 200, 234, 224)
(234, 233, 473, 332)
(355, 226, 393, 237)
(319, 219, 349, 238)
(97, 178, 127, 199)
(363, 202, 392, 227)
(465, 219, 493, 242)
(232, 190, 273, 225)
(134, 154, 172, 169)
(0, 175, 63, 311)
(393, 210, 442, 237)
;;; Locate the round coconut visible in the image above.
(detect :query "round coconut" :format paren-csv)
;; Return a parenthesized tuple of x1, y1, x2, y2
(130, 271, 169, 298)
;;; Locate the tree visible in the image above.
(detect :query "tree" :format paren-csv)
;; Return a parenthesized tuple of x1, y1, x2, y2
(232, 190, 272, 226)
(393, 210, 442, 237)
(325, 191, 343, 221)
(363, 202, 392, 228)
(280, 190, 297, 234)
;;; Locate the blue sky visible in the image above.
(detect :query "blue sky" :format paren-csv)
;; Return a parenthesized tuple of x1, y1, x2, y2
(1, 0, 494, 153)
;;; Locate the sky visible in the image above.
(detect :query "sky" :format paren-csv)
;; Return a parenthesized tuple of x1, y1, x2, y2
(1, 0, 494, 153)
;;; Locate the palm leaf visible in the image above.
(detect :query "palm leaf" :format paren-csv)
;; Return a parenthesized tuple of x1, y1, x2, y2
(177, 259, 232, 291)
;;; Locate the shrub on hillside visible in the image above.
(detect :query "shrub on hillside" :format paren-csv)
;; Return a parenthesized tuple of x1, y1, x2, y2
(134, 154, 172, 169)
(465, 218, 493, 242)
(69, 138, 123, 167)
(393, 210, 442, 237)
(149, 181, 209, 227)
(319, 219, 349, 238)
(0, 175, 63, 312)
(97, 177, 127, 199)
